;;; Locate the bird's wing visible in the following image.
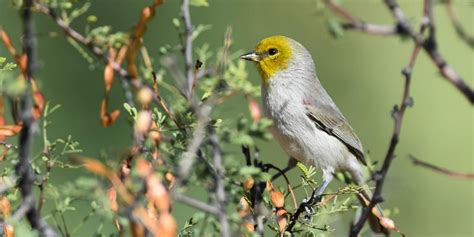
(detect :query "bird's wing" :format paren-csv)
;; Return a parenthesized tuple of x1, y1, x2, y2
(305, 103, 366, 164)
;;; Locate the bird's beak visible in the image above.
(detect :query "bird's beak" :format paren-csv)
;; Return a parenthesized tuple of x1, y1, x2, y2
(240, 52, 261, 62)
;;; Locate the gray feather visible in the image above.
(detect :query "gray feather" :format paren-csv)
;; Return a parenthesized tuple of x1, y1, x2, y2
(305, 104, 366, 164)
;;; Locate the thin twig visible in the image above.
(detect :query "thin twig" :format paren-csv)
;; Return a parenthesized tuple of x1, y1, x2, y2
(324, 0, 397, 36)
(172, 192, 220, 216)
(409, 155, 474, 179)
(444, 0, 474, 48)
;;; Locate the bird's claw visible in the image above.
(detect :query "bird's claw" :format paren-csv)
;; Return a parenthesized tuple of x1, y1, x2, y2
(302, 198, 315, 222)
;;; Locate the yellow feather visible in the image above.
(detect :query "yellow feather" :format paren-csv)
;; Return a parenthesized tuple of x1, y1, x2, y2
(254, 36, 292, 83)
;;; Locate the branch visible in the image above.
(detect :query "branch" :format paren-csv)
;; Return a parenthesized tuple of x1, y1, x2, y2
(286, 188, 320, 232)
(324, 0, 397, 36)
(34, 2, 140, 107)
(409, 155, 474, 179)
(208, 127, 230, 237)
(172, 192, 220, 216)
(324, 0, 474, 104)
(349, 0, 427, 234)
(180, 0, 194, 97)
(15, 1, 57, 236)
(444, 0, 474, 48)
(385, 0, 474, 104)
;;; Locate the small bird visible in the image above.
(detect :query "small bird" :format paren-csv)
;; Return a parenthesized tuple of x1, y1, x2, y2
(241, 35, 386, 233)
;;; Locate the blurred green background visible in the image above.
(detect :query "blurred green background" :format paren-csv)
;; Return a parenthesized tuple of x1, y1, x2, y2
(1, 0, 473, 236)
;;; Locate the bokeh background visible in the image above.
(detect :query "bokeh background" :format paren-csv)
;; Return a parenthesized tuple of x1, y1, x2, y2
(1, 0, 472, 236)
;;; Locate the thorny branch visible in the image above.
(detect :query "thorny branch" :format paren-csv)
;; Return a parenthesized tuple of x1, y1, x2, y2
(409, 155, 474, 180)
(12, 0, 57, 236)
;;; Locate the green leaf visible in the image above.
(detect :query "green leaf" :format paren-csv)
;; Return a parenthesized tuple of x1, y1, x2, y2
(239, 166, 262, 176)
(190, 0, 209, 7)
(327, 18, 345, 38)
(87, 15, 98, 23)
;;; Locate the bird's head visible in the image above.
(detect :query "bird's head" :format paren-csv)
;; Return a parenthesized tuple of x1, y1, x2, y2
(240, 35, 294, 83)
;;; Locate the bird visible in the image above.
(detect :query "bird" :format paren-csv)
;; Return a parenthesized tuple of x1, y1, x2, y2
(240, 35, 387, 234)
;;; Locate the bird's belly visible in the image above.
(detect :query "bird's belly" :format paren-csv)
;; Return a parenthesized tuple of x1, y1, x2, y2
(268, 113, 349, 171)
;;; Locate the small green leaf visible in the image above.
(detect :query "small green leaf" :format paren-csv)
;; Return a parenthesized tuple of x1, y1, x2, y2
(190, 0, 209, 7)
(239, 166, 262, 176)
(327, 19, 345, 38)
(87, 15, 98, 23)
(172, 18, 180, 28)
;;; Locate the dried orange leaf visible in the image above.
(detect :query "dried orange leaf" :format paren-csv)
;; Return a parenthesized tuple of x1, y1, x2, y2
(0, 28, 18, 58)
(276, 208, 288, 234)
(77, 157, 110, 177)
(0, 197, 11, 217)
(243, 176, 255, 191)
(104, 64, 114, 91)
(4, 224, 14, 237)
(158, 213, 177, 237)
(271, 191, 285, 208)
(107, 187, 118, 213)
(136, 158, 152, 178)
(0, 125, 23, 137)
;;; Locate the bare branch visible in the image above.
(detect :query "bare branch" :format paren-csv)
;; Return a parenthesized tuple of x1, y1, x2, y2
(444, 0, 474, 48)
(324, 0, 474, 103)
(324, 0, 397, 36)
(409, 155, 474, 179)
(172, 192, 220, 216)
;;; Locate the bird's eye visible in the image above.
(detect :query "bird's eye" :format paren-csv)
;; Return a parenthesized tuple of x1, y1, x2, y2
(268, 48, 278, 56)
